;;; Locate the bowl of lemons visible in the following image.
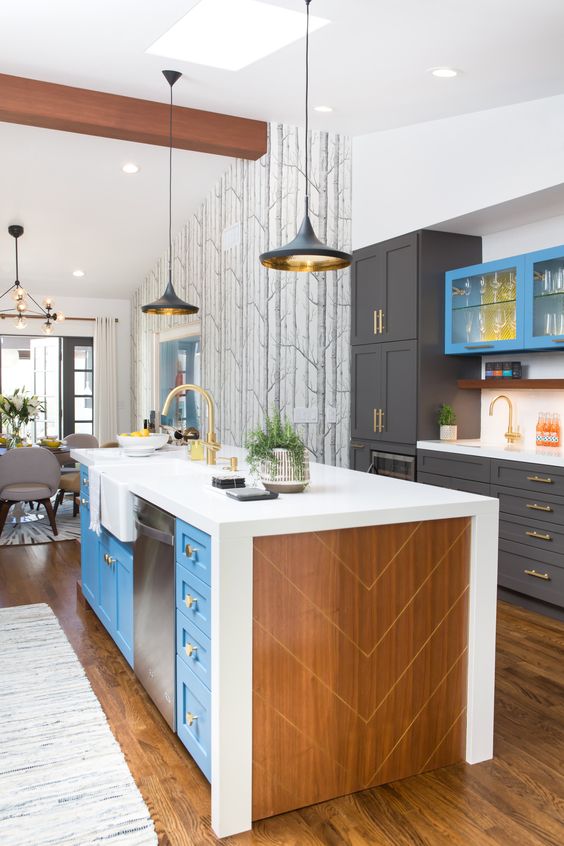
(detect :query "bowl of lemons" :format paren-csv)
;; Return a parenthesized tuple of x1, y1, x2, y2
(40, 438, 62, 449)
(117, 430, 168, 456)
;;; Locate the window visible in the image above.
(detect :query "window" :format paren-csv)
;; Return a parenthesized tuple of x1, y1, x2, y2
(0, 334, 94, 440)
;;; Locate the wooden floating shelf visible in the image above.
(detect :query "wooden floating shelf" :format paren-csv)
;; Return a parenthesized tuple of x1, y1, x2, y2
(458, 379, 564, 390)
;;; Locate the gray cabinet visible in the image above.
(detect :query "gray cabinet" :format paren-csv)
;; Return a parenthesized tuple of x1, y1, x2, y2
(417, 449, 564, 620)
(350, 230, 483, 463)
(351, 341, 416, 444)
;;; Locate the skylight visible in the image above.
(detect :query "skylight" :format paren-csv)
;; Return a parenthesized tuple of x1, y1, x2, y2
(146, 0, 330, 71)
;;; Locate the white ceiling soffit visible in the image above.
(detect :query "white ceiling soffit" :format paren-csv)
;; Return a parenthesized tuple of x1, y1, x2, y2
(432, 184, 564, 237)
(0, 123, 231, 299)
(1, 0, 564, 135)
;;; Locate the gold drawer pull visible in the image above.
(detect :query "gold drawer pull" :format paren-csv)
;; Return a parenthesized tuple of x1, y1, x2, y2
(351, 443, 365, 450)
(551, 339, 564, 343)
(524, 569, 551, 581)
(378, 309, 384, 334)
(373, 310, 378, 334)
(185, 544, 199, 558)
(527, 475, 553, 484)
(525, 531, 552, 541)
(185, 594, 197, 609)
(526, 503, 553, 512)
(373, 409, 377, 433)
(186, 712, 198, 727)
(185, 643, 197, 658)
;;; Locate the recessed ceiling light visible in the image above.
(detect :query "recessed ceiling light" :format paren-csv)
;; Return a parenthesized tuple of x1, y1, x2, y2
(122, 162, 140, 174)
(72, 270, 85, 278)
(314, 105, 333, 113)
(146, 0, 330, 71)
(429, 67, 460, 78)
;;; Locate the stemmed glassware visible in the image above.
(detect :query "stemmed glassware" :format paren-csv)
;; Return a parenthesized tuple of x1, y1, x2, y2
(465, 311, 474, 343)
(493, 306, 506, 340)
(490, 272, 501, 304)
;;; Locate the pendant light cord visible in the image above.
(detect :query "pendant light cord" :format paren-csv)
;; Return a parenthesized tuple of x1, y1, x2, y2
(14, 236, 19, 285)
(168, 81, 173, 283)
(304, 0, 311, 215)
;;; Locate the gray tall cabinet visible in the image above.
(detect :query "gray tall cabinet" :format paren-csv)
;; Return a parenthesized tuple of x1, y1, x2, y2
(350, 230, 483, 471)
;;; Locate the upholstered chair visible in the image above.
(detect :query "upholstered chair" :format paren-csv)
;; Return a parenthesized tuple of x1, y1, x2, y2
(0, 447, 61, 535)
(58, 432, 99, 473)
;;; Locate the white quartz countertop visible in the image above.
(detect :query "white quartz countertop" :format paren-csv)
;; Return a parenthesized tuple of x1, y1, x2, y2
(73, 445, 497, 540)
(417, 439, 564, 467)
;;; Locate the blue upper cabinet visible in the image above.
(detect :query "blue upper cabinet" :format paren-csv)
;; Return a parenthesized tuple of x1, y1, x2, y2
(445, 255, 525, 355)
(524, 245, 564, 349)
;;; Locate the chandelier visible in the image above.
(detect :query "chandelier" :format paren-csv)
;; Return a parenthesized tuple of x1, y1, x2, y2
(2, 225, 65, 334)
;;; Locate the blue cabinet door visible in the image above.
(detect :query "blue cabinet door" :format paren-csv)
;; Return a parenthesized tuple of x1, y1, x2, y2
(79, 500, 98, 608)
(524, 245, 564, 350)
(445, 255, 525, 354)
(97, 535, 116, 636)
(111, 536, 134, 668)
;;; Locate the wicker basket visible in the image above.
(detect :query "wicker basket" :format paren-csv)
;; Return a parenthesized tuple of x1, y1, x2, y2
(259, 448, 310, 493)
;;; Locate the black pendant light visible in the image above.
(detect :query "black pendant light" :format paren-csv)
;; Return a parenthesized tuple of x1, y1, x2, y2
(142, 70, 199, 315)
(259, 0, 351, 273)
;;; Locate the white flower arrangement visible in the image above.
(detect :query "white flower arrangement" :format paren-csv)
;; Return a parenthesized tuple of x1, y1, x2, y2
(0, 387, 45, 428)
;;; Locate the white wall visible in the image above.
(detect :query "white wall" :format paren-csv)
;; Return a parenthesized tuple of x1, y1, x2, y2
(0, 295, 131, 434)
(353, 94, 564, 250)
(482, 213, 564, 262)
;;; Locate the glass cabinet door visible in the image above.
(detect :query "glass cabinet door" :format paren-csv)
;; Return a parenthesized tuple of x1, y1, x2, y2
(445, 256, 525, 354)
(525, 246, 564, 349)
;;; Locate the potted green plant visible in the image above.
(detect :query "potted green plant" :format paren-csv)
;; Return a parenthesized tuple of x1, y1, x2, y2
(246, 412, 310, 493)
(437, 404, 457, 441)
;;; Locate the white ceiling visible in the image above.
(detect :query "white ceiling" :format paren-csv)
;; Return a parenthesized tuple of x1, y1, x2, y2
(2, 1, 564, 300)
(0, 123, 230, 299)
(1, 0, 564, 135)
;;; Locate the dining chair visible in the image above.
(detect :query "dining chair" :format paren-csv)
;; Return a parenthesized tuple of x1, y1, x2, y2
(58, 432, 99, 473)
(55, 436, 112, 516)
(0, 447, 61, 535)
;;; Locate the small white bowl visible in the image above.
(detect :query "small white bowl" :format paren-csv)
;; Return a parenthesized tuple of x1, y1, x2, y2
(117, 433, 168, 450)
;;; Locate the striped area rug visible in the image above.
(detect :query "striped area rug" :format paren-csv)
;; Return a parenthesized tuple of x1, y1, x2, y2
(0, 604, 157, 845)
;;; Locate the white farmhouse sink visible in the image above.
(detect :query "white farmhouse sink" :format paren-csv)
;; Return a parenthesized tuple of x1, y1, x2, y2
(100, 459, 190, 542)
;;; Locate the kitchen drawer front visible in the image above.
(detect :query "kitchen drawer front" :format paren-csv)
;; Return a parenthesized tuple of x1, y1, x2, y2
(80, 465, 89, 496)
(499, 541, 564, 608)
(417, 450, 491, 483)
(176, 565, 211, 639)
(176, 657, 211, 781)
(491, 459, 564, 497)
(499, 516, 564, 559)
(176, 607, 211, 691)
(417, 471, 490, 496)
(493, 485, 564, 528)
(176, 520, 211, 586)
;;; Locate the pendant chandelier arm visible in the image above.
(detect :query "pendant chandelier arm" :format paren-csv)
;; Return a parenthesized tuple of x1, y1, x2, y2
(0, 283, 16, 301)
(25, 290, 48, 316)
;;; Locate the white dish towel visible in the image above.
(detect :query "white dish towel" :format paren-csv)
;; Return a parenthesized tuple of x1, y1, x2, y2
(88, 466, 102, 536)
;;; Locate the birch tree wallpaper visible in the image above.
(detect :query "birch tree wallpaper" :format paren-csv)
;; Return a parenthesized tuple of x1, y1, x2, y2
(131, 123, 352, 466)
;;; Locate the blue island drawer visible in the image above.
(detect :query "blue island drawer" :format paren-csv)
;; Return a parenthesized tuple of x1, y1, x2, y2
(176, 520, 211, 586)
(80, 465, 89, 496)
(176, 565, 211, 638)
(177, 608, 211, 690)
(176, 657, 211, 781)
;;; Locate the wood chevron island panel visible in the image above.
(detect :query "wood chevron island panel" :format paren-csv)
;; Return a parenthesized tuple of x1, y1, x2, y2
(252, 517, 471, 820)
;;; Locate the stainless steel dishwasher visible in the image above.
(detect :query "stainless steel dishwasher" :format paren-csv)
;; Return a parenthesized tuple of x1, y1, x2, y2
(133, 496, 176, 730)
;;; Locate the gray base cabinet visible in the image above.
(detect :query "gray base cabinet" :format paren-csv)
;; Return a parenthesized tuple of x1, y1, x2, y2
(417, 449, 564, 619)
(350, 230, 483, 467)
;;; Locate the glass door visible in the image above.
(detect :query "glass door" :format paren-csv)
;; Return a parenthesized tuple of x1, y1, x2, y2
(62, 337, 94, 435)
(445, 256, 525, 354)
(0, 335, 61, 441)
(525, 246, 564, 349)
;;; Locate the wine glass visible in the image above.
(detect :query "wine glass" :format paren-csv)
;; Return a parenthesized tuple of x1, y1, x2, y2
(478, 310, 486, 340)
(490, 272, 501, 304)
(480, 276, 487, 305)
(493, 306, 506, 340)
(465, 311, 474, 343)
(464, 278, 472, 305)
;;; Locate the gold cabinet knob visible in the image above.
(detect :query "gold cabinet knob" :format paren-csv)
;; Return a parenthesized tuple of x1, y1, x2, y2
(186, 712, 198, 727)
(103, 553, 108, 563)
(185, 643, 197, 658)
(185, 544, 199, 558)
(81, 497, 88, 505)
(107, 556, 115, 565)
(83, 478, 89, 487)
(185, 594, 197, 609)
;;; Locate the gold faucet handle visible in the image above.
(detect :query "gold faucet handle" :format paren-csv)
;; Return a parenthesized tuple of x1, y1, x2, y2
(201, 440, 221, 452)
(506, 430, 522, 443)
(217, 456, 238, 472)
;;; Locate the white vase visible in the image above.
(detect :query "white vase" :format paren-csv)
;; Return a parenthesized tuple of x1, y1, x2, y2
(440, 425, 458, 441)
(259, 448, 310, 494)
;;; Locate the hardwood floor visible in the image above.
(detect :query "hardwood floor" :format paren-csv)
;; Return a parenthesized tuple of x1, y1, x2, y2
(1, 540, 564, 845)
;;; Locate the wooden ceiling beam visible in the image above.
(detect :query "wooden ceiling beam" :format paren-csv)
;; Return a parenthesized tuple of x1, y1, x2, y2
(0, 73, 267, 160)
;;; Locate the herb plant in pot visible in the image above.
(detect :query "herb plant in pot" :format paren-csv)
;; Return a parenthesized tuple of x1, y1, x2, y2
(246, 413, 310, 493)
(438, 404, 457, 441)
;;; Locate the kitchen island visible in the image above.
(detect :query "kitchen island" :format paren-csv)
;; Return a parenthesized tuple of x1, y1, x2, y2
(73, 446, 499, 838)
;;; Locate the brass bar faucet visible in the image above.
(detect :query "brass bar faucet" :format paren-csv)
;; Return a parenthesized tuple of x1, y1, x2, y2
(489, 395, 521, 444)
(161, 384, 220, 465)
